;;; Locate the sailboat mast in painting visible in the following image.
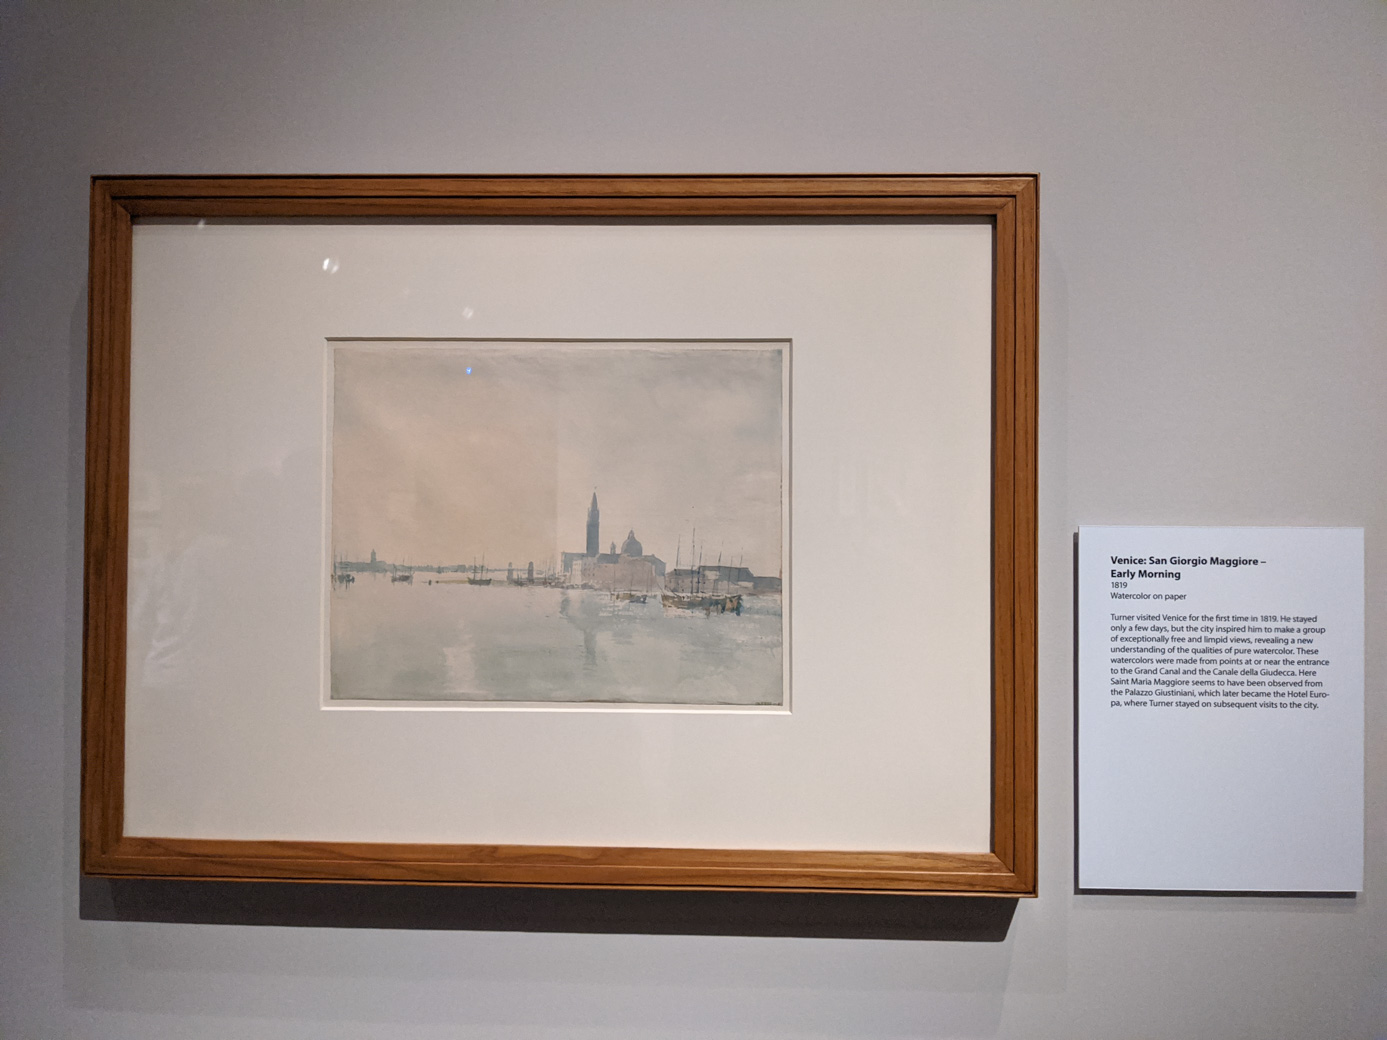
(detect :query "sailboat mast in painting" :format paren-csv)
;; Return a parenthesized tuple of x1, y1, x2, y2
(328, 340, 787, 706)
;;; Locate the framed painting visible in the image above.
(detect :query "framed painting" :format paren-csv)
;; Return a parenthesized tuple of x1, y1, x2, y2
(83, 175, 1037, 894)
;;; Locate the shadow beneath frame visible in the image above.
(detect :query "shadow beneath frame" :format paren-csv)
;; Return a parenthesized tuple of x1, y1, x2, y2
(81, 877, 1018, 941)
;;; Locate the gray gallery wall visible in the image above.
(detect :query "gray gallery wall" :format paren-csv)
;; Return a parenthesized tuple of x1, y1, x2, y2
(2, 2, 1383, 1037)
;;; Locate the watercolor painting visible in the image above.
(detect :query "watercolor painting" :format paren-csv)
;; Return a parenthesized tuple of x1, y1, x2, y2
(328, 341, 787, 706)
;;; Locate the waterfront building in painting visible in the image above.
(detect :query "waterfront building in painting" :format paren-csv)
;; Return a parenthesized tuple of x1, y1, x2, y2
(570, 549, 664, 594)
(561, 493, 666, 592)
(665, 564, 781, 596)
(585, 492, 600, 556)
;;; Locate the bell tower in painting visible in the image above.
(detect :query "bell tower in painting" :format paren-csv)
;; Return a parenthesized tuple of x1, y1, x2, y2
(585, 492, 600, 556)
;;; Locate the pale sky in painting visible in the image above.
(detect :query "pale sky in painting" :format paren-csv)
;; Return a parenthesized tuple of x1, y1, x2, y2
(332, 342, 785, 578)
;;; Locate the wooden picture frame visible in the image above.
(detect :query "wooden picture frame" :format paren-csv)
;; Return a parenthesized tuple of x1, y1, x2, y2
(83, 174, 1037, 894)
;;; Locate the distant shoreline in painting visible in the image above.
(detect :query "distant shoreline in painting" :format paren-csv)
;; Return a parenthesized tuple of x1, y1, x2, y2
(328, 340, 787, 706)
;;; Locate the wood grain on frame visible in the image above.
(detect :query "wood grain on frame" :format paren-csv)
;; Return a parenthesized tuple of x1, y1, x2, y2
(82, 174, 1038, 894)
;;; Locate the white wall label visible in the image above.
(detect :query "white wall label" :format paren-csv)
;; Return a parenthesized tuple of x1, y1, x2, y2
(1078, 526, 1364, 892)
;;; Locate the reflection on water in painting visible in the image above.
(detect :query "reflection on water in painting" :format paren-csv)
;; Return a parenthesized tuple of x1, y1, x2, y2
(330, 576, 783, 705)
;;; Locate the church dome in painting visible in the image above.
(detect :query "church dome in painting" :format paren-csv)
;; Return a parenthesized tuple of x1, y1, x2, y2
(620, 529, 643, 556)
